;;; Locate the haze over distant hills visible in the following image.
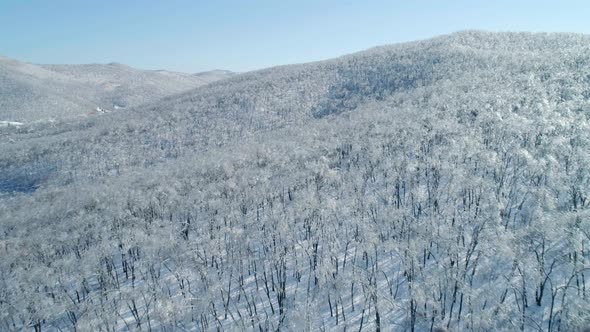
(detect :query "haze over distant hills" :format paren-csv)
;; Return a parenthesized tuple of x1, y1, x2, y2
(0, 56, 235, 122)
(2, 31, 590, 331)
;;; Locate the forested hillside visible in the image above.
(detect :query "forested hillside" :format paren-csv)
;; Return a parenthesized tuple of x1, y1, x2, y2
(0, 57, 234, 122)
(1, 31, 590, 331)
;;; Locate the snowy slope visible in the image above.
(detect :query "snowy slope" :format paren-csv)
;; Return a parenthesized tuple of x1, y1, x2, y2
(0, 56, 235, 122)
(1, 31, 590, 331)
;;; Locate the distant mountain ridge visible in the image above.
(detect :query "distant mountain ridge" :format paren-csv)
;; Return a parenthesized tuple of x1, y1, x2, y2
(0, 56, 235, 122)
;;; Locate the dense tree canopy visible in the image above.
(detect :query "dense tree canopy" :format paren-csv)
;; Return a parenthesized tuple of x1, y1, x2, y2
(1, 31, 590, 331)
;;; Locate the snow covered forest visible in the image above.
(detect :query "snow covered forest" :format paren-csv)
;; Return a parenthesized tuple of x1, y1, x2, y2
(1, 31, 590, 331)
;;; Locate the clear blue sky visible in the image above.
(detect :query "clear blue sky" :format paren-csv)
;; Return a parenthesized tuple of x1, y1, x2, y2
(1, 0, 589, 73)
